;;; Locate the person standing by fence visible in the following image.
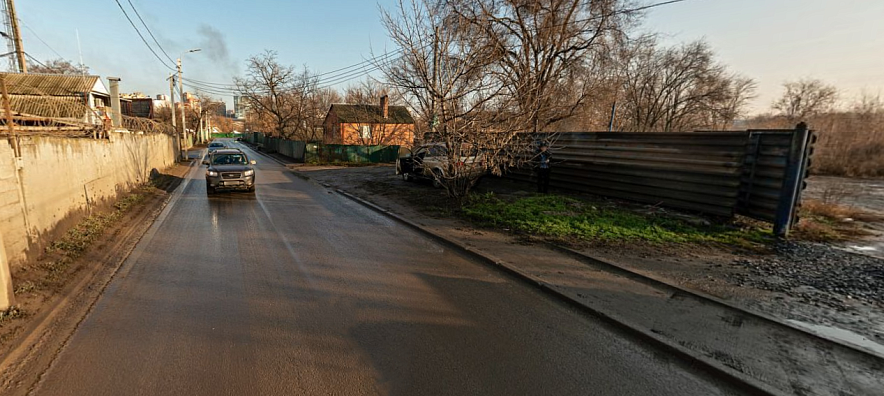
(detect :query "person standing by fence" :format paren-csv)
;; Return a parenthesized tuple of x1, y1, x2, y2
(535, 142, 552, 193)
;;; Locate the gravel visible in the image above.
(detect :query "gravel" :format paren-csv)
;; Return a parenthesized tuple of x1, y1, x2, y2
(728, 241, 884, 310)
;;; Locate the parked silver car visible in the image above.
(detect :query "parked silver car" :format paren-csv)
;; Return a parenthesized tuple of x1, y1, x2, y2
(396, 143, 486, 188)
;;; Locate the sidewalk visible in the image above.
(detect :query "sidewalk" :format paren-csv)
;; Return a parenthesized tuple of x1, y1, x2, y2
(290, 165, 884, 396)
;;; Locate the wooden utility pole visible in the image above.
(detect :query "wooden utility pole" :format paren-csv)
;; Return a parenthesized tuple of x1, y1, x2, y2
(6, 0, 26, 73)
(168, 74, 182, 161)
(1, 74, 20, 157)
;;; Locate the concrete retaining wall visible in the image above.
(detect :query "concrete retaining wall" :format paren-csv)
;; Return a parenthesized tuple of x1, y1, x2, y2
(0, 132, 176, 267)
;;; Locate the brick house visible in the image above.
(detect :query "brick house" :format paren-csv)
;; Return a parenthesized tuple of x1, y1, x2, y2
(323, 96, 415, 146)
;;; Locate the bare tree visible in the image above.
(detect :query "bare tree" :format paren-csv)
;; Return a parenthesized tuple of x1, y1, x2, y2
(234, 50, 319, 140)
(28, 58, 89, 75)
(773, 78, 838, 124)
(343, 79, 389, 104)
(303, 86, 341, 142)
(455, 0, 636, 132)
(380, 0, 507, 198)
(616, 39, 755, 132)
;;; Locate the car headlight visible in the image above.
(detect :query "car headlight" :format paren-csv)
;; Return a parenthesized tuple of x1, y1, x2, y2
(207, 171, 219, 177)
(243, 169, 254, 176)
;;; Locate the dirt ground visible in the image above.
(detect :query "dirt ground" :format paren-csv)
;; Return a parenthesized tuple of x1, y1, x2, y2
(0, 161, 191, 380)
(293, 164, 884, 357)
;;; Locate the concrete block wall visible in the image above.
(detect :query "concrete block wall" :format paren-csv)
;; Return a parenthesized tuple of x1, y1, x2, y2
(0, 141, 27, 264)
(0, 132, 175, 267)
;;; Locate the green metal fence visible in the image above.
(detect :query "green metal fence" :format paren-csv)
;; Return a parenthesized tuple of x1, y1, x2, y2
(245, 132, 399, 164)
(318, 144, 401, 163)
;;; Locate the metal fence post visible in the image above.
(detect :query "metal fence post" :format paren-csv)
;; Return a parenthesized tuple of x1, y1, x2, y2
(773, 123, 811, 237)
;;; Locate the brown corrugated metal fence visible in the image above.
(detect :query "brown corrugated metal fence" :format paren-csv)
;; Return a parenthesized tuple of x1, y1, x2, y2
(511, 127, 814, 235)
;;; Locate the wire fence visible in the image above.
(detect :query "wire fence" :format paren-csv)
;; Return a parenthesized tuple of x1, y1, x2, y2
(0, 75, 174, 138)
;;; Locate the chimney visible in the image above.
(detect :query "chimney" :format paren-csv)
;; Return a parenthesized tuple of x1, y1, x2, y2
(380, 95, 389, 119)
(108, 77, 122, 128)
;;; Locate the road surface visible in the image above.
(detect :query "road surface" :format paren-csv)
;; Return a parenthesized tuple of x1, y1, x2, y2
(33, 141, 749, 395)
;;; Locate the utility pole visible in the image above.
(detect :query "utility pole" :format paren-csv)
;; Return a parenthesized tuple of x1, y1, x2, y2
(177, 57, 187, 148)
(206, 108, 211, 141)
(176, 49, 200, 148)
(5, 0, 25, 73)
(168, 74, 182, 161)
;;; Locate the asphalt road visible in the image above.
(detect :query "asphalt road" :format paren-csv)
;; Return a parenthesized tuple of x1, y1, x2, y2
(33, 141, 749, 396)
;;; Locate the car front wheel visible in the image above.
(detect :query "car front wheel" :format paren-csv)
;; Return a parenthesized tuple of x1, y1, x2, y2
(206, 185, 215, 195)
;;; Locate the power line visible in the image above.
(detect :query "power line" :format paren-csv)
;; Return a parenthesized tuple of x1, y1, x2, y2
(126, 0, 176, 65)
(113, 0, 174, 71)
(23, 52, 47, 68)
(315, 49, 402, 78)
(18, 19, 65, 60)
(176, 0, 692, 95)
(182, 49, 405, 90)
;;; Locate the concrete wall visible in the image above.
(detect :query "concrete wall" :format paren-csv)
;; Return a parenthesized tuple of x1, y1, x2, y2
(0, 132, 176, 267)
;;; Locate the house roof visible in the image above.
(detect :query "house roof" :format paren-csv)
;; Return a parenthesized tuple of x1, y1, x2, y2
(7, 94, 89, 119)
(329, 103, 414, 124)
(0, 72, 107, 97)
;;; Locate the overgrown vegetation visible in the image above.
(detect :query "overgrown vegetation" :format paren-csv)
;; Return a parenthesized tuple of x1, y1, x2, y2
(749, 81, 884, 178)
(46, 191, 146, 257)
(461, 193, 770, 246)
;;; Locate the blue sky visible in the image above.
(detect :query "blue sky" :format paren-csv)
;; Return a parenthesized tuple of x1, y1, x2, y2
(15, 0, 884, 114)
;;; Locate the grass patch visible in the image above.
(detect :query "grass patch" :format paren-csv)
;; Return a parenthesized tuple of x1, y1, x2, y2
(462, 193, 770, 246)
(0, 306, 25, 323)
(46, 188, 149, 258)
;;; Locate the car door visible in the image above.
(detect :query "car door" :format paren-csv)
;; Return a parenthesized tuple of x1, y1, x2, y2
(411, 147, 429, 176)
(397, 150, 416, 175)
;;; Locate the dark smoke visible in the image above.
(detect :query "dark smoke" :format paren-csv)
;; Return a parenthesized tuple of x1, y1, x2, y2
(197, 24, 237, 73)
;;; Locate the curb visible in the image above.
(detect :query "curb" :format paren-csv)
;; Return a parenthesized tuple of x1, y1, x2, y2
(335, 189, 782, 396)
(545, 243, 884, 361)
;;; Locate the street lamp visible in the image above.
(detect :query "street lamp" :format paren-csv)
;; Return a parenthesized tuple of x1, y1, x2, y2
(178, 48, 201, 147)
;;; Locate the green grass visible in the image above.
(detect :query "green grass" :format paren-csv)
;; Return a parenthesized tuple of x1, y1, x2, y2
(462, 193, 770, 246)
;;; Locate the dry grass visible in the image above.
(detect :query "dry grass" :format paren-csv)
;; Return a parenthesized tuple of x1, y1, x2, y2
(793, 199, 883, 242)
(748, 99, 884, 178)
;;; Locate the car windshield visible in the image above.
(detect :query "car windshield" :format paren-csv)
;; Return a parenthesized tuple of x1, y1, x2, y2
(211, 154, 248, 165)
(209, 143, 225, 148)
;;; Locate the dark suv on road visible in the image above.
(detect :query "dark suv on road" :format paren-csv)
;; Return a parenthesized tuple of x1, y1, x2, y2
(202, 149, 257, 194)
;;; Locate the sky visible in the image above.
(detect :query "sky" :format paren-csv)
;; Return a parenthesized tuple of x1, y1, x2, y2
(13, 0, 884, 115)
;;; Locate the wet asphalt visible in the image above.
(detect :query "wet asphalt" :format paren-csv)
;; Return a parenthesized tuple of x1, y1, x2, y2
(32, 142, 749, 396)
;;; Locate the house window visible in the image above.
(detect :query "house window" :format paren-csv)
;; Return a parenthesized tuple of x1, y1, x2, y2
(360, 125, 372, 139)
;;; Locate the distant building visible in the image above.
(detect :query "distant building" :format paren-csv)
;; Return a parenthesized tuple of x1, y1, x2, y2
(233, 95, 246, 120)
(212, 101, 227, 117)
(154, 94, 169, 109)
(323, 96, 415, 146)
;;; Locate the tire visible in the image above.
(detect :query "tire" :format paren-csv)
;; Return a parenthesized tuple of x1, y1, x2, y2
(206, 185, 215, 195)
(248, 186, 256, 194)
(402, 172, 412, 182)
